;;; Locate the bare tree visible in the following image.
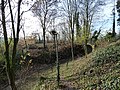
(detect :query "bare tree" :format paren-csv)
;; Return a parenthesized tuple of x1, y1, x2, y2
(79, 0, 105, 57)
(59, 0, 76, 60)
(59, 0, 105, 58)
(1, 0, 23, 89)
(32, 0, 58, 49)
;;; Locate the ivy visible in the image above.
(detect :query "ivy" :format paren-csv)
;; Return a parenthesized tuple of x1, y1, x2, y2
(92, 45, 120, 66)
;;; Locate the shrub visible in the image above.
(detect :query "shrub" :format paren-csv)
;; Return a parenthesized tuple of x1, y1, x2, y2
(31, 44, 93, 64)
(28, 44, 38, 49)
(101, 76, 120, 90)
(86, 76, 120, 90)
(0, 44, 7, 89)
(92, 44, 120, 66)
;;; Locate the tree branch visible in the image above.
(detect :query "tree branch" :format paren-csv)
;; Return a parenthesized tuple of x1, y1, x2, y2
(8, 0, 16, 39)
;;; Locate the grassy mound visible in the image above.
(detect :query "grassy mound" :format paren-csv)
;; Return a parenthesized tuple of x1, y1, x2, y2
(29, 44, 92, 64)
(16, 40, 120, 90)
(81, 40, 120, 89)
(92, 42, 120, 66)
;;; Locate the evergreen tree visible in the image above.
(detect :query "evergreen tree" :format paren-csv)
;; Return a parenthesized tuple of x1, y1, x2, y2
(117, 0, 120, 25)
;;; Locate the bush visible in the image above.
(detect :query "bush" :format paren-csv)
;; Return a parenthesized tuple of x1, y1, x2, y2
(30, 44, 93, 64)
(101, 76, 120, 90)
(0, 44, 7, 89)
(86, 76, 120, 90)
(28, 44, 38, 49)
(92, 43, 120, 66)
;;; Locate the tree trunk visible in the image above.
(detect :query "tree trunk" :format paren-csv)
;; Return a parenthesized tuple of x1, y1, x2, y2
(84, 39, 88, 58)
(71, 29, 74, 60)
(43, 28, 46, 49)
(112, 11, 115, 37)
(84, 0, 89, 58)
(1, 0, 22, 89)
(1, 0, 17, 89)
(112, 0, 116, 37)
(7, 68, 17, 90)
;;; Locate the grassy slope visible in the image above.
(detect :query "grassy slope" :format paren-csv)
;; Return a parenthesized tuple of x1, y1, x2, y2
(18, 40, 120, 90)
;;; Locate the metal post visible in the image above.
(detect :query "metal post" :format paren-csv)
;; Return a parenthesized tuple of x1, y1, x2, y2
(55, 34, 60, 87)
(50, 30, 60, 87)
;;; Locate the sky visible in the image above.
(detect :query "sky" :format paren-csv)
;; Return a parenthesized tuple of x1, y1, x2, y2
(0, 0, 119, 38)
(19, 0, 41, 37)
(0, 0, 41, 38)
(21, 0, 119, 37)
(101, 0, 118, 34)
(92, 0, 118, 34)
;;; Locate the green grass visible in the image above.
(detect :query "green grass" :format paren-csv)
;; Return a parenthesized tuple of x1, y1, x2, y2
(18, 54, 93, 90)
(17, 40, 120, 90)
